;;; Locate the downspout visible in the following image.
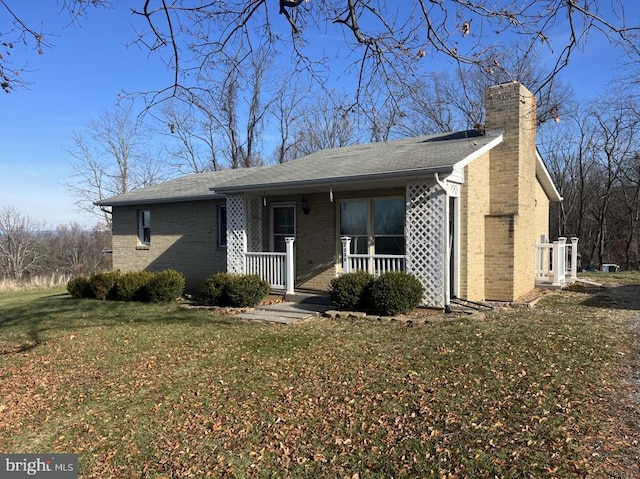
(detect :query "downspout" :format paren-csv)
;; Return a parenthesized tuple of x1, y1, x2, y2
(434, 173, 452, 313)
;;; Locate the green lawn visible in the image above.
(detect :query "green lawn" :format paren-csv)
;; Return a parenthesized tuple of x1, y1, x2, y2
(1, 281, 639, 478)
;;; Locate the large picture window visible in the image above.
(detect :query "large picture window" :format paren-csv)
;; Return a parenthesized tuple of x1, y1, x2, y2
(340, 197, 405, 255)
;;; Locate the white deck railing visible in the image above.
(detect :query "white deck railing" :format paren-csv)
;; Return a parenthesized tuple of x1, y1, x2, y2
(534, 236, 579, 286)
(341, 237, 406, 276)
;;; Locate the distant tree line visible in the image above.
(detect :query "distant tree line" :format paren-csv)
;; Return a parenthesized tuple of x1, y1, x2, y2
(541, 91, 640, 270)
(0, 206, 111, 282)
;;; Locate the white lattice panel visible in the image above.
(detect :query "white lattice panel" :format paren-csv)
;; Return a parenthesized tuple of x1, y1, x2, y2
(406, 182, 445, 308)
(247, 196, 262, 252)
(226, 193, 246, 274)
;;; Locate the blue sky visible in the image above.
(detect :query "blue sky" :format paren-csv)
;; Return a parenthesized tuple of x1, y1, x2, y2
(0, 2, 638, 228)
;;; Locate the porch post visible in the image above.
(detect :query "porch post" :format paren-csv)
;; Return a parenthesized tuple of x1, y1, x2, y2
(341, 237, 351, 273)
(552, 237, 567, 286)
(284, 237, 295, 295)
(570, 237, 579, 281)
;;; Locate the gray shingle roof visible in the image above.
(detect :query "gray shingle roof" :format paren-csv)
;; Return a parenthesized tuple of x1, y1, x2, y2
(96, 129, 503, 206)
(95, 167, 268, 206)
(213, 129, 502, 193)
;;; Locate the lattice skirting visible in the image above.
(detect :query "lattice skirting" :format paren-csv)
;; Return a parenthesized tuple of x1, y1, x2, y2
(406, 182, 445, 308)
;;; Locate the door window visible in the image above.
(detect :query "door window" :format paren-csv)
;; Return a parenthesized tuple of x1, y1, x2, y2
(272, 206, 295, 252)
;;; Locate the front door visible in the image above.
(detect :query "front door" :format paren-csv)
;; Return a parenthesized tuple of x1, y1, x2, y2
(271, 205, 296, 252)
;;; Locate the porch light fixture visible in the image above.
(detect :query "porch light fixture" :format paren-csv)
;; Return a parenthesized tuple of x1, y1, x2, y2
(300, 197, 310, 215)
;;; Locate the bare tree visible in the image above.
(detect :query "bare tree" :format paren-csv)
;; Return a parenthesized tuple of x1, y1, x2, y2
(543, 88, 640, 269)
(269, 78, 308, 164)
(65, 102, 168, 225)
(160, 100, 222, 173)
(46, 223, 111, 277)
(172, 53, 274, 169)
(0, 206, 46, 281)
(289, 93, 357, 157)
(398, 53, 574, 138)
(0, 1, 107, 93)
(2, 2, 638, 108)
(585, 96, 639, 266)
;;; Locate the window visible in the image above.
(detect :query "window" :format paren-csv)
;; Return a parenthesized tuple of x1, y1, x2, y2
(218, 205, 227, 247)
(373, 198, 405, 255)
(340, 200, 368, 254)
(138, 210, 151, 246)
(340, 197, 405, 255)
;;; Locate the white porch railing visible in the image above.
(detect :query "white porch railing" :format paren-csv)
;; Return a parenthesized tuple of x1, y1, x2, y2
(341, 237, 406, 276)
(245, 252, 286, 289)
(534, 236, 579, 286)
(245, 237, 295, 294)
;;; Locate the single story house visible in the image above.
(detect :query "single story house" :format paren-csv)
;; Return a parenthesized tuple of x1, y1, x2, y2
(96, 81, 563, 310)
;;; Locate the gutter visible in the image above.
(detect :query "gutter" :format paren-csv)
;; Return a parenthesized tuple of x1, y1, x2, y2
(94, 193, 226, 207)
(434, 173, 452, 314)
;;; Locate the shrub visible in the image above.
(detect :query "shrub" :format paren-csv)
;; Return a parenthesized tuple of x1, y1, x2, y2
(67, 276, 92, 299)
(115, 271, 154, 301)
(89, 270, 121, 301)
(225, 274, 271, 307)
(144, 269, 185, 303)
(198, 272, 233, 306)
(330, 270, 374, 311)
(369, 271, 424, 315)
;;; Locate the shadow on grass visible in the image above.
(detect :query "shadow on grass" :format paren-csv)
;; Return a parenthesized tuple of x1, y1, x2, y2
(569, 283, 640, 311)
(0, 292, 241, 355)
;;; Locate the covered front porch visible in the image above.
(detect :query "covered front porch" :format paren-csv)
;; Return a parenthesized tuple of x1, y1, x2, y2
(223, 178, 456, 309)
(242, 236, 407, 295)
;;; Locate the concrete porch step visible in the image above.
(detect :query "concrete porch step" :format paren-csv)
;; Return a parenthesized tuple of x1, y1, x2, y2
(236, 297, 333, 324)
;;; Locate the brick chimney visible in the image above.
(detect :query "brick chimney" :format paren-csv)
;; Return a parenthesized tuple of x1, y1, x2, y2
(483, 82, 538, 301)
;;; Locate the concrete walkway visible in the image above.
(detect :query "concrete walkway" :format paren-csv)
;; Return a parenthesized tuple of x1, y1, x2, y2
(236, 295, 332, 324)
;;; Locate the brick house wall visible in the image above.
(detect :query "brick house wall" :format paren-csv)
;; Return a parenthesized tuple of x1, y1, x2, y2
(534, 179, 550, 242)
(111, 199, 226, 291)
(459, 151, 491, 301)
(480, 81, 543, 301)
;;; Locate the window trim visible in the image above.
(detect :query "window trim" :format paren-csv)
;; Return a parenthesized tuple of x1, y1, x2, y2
(137, 209, 151, 247)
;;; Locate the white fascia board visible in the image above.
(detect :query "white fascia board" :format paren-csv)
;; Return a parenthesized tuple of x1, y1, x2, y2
(449, 133, 503, 184)
(454, 133, 503, 171)
(535, 150, 563, 202)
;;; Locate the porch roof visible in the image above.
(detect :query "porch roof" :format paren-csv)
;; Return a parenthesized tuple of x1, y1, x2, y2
(94, 167, 268, 206)
(212, 129, 503, 194)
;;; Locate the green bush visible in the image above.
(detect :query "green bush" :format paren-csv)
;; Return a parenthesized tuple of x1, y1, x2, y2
(330, 270, 374, 311)
(198, 272, 233, 306)
(115, 271, 154, 301)
(67, 275, 93, 299)
(369, 271, 424, 315)
(89, 270, 121, 301)
(144, 269, 185, 303)
(225, 274, 271, 307)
